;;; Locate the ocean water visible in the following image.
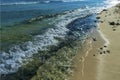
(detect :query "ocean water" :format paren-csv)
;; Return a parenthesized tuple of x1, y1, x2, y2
(0, 0, 106, 25)
(0, 0, 120, 75)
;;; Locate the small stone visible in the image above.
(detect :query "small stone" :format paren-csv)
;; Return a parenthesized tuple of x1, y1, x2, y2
(100, 52, 102, 54)
(94, 20, 97, 23)
(106, 50, 110, 53)
(116, 23, 120, 25)
(109, 22, 115, 25)
(92, 37, 97, 41)
(96, 17, 100, 19)
(103, 51, 106, 54)
(104, 45, 107, 47)
(113, 29, 116, 31)
(103, 9, 107, 11)
(100, 47, 103, 50)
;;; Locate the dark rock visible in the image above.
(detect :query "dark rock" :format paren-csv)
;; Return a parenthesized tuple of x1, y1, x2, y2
(113, 29, 116, 31)
(103, 9, 107, 11)
(96, 17, 101, 19)
(103, 51, 106, 54)
(116, 23, 120, 25)
(100, 21, 103, 23)
(109, 22, 115, 25)
(106, 50, 110, 53)
(92, 37, 97, 41)
(100, 47, 103, 50)
(104, 45, 107, 47)
(94, 20, 97, 23)
(100, 52, 103, 54)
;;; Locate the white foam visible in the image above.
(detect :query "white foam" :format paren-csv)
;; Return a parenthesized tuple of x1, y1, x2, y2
(97, 29, 110, 46)
(90, 0, 120, 14)
(62, 0, 85, 2)
(0, 8, 92, 74)
(95, 0, 120, 46)
(0, 2, 40, 6)
(104, 0, 120, 8)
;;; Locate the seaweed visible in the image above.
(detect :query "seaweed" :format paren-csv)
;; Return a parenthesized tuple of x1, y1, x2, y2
(1, 36, 84, 80)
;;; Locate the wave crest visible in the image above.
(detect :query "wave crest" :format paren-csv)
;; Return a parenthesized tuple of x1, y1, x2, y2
(0, 8, 92, 74)
(0, 0, 86, 6)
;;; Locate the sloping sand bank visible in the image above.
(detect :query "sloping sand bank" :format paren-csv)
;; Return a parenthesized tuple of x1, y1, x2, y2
(97, 4, 120, 80)
(70, 4, 120, 80)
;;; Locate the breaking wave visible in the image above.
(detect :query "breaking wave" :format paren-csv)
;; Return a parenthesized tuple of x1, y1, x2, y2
(0, 8, 92, 74)
(61, 0, 85, 2)
(104, 0, 120, 8)
(0, 0, 86, 6)
(0, 2, 40, 6)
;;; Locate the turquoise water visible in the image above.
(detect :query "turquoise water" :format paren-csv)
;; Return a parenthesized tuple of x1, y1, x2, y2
(1, 0, 105, 26)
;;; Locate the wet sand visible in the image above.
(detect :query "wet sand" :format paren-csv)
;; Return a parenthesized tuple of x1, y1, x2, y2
(70, 4, 120, 80)
(70, 29, 105, 80)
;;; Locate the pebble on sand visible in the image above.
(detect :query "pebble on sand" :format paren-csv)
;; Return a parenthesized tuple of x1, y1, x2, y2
(103, 51, 106, 54)
(96, 17, 101, 19)
(106, 50, 110, 53)
(100, 52, 103, 54)
(92, 37, 97, 41)
(109, 22, 115, 25)
(104, 45, 107, 48)
(113, 29, 116, 31)
(100, 47, 103, 50)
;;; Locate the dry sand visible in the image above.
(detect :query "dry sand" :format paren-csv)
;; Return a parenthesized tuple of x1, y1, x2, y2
(70, 4, 120, 80)
(97, 4, 120, 80)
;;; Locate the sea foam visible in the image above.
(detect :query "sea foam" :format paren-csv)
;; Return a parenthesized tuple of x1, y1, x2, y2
(0, 8, 91, 74)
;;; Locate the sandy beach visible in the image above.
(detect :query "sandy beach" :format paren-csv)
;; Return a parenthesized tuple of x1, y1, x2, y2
(97, 4, 120, 80)
(70, 4, 120, 80)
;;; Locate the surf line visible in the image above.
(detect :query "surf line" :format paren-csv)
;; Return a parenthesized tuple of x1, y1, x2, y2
(81, 39, 93, 77)
(97, 23, 110, 46)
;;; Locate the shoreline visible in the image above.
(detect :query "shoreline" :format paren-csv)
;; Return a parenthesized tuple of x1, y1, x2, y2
(70, 4, 120, 80)
(1, 2, 120, 80)
(97, 3, 120, 80)
(97, 27, 110, 46)
(70, 27, 105, 80)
